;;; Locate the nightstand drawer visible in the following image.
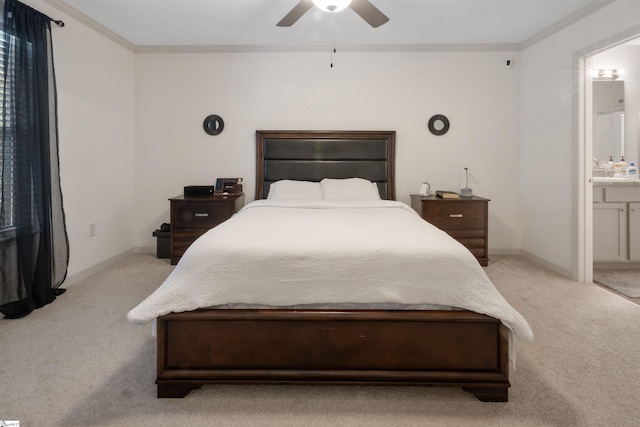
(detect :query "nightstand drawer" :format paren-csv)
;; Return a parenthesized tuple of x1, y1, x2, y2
(169, 194, 245, 265)
(172, 201, 235, 229)
(423, 201, 485, 230)
(446, 230, 486, 258)
(172, 229, 208, 257)
(410, 194, 490, 266)
(447, 229, 486, 240)
(467, 247, 486, 258)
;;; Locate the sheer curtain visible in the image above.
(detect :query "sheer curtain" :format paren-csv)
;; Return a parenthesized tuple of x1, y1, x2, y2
(0, 0, 68, 318)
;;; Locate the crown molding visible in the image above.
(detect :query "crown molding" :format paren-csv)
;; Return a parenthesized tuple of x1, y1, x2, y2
(574, 23, 640, 58)
(42, 0, 613, 55)
(41, 0, 135, 52)
(134, 43, 520, 54)
(519, 0, 616, 50)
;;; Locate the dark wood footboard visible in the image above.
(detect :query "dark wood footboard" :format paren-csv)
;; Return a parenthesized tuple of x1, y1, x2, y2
(156, 309, 510, 402)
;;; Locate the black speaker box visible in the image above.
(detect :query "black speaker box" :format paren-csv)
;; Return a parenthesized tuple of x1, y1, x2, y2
(184, 185, 215, 196)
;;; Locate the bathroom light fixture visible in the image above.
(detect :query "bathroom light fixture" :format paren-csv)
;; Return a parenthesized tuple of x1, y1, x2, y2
(593, 69, 623, 80)
(313, 0, 352, 13)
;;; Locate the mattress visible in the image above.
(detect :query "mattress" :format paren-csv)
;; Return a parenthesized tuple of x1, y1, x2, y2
(128, 200, 533, 343)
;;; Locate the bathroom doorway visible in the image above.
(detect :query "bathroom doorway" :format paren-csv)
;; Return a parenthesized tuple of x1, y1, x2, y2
(581, 34, 640, 302)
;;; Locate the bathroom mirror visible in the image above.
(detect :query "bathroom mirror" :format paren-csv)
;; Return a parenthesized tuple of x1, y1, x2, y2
(592, 38, 640, 166)
(593, 81, 625, 162)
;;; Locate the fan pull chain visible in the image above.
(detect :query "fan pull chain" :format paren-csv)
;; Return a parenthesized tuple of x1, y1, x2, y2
(330, 12, 336, 68)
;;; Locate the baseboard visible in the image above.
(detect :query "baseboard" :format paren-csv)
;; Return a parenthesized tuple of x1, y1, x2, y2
(520, 250, 573, 279)
(63, 247, 562, 290)
(136, 246, 156, 255)
(64, 247, 164, 288)
(594, 261, 640, 270)
(488, 248, 521, 256)
(64, 249, 136, 288)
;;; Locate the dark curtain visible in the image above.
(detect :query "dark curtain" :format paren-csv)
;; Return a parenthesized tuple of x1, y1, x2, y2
(0, 0, 68, 318)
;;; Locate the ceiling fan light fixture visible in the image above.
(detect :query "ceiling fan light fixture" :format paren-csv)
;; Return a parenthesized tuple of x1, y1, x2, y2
(312, 0, 352, 13)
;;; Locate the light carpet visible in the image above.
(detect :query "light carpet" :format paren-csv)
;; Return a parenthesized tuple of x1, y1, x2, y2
(593, 269, 640, 298)
(1, 254, 640, 427)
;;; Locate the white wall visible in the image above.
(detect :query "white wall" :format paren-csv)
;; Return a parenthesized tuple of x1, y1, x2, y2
(26, 0, 638, 282)
(134, 50, 522, 253)
(26, 0, 136, 279)
(520, 0, 640, 277)
(37, 0, 636, 280)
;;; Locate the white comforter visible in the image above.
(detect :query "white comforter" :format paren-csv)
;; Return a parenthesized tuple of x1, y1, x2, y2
(128, 200, 533, 342)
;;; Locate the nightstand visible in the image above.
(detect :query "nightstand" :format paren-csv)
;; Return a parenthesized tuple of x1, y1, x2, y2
(169, 193, 244, 265)
(410, 194, 490, 266)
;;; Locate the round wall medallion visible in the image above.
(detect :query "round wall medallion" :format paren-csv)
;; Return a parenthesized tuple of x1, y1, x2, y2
(203, 115, 224, 135)
(428, 114, 450, 136)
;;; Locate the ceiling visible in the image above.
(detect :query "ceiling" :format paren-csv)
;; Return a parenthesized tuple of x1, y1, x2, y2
(49, 0, 614, 51)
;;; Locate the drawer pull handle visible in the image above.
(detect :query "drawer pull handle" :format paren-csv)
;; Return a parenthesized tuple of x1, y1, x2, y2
(194, 213, 209, 217)
(450, 214, 464, 218)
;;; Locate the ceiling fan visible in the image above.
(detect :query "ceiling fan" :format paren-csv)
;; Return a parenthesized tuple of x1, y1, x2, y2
(277, 0, 389, 28)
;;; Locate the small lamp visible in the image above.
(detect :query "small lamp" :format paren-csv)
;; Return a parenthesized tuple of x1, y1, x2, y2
(461, 167, 473, 198)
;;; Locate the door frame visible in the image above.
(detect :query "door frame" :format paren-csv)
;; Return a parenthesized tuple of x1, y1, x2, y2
(575, 25, 640, 282)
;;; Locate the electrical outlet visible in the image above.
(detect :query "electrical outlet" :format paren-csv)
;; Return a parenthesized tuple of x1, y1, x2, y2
(89, 222, 96, 237)
(505, 59, 513, 69)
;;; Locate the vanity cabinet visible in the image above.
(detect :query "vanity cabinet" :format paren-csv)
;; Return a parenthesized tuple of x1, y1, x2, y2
(593, 186, 640, 263)
(593, 203, 627, 261)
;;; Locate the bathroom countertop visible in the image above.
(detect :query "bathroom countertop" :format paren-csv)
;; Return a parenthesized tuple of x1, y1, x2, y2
(593, 177, 640, 186)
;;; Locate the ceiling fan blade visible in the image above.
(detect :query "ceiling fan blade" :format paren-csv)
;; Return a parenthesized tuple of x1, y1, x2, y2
(277, 0, 314, 27)
(349, 0, 389, 28)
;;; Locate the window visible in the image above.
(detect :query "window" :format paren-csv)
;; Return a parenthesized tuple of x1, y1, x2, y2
(0, 24, 15, 230)
(0, 0, 70, 317)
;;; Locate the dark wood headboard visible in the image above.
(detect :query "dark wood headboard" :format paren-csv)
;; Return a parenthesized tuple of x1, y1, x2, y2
(255, 130, 396, 200)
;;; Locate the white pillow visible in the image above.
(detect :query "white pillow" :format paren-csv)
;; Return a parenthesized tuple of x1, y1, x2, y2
(320, 178, 381, 201)
(267, 180, 324, 200)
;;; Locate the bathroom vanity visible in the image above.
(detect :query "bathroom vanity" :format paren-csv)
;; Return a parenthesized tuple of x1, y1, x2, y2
(593, 179, 640, 264)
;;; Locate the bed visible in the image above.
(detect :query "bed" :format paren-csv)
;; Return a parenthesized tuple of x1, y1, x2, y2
(130, 130, 532, 402)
